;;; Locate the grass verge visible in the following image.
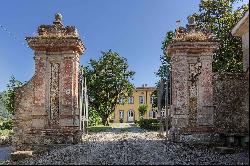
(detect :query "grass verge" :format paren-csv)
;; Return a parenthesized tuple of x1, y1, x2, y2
(86, 125, 112, 132)
(0, 129, 13, 136)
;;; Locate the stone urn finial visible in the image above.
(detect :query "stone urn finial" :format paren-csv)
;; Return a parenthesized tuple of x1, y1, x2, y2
(54, 13, 63, 25)
(187, 15, 196, 32)
(55, 13, 62, 22)
(188, 15, 196, 25)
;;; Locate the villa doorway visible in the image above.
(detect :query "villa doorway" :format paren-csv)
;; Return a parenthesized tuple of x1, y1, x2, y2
(128, 110, 134, 122)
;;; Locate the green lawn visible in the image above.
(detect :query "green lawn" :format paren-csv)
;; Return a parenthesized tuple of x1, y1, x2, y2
(120, 128, 131, 132)
(86, 125, 112, 132)
(86, 123, 135, 133)
(109, 123, 121, 128)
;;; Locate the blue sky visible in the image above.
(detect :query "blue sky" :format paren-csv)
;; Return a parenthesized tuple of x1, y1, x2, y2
(0, 0, 248, 91)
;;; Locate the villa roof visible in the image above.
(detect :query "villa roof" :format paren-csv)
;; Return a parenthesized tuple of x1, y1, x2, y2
(135, 87, 156, 90)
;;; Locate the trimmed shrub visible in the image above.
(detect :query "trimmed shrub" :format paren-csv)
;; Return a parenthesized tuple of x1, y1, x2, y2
(137, 119, 160, 130)
(88, 108, 102, 126)
(0, 119, 13, 130)
(138, 104, 148, 119)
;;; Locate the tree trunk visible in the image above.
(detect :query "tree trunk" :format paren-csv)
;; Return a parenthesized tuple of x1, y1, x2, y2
(101, 115, 109, 126)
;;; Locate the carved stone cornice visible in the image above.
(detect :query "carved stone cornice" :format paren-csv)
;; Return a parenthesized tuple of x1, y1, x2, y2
(173, 31, 214, 42)
(26, 37, 84, 54)
(166, 16, 218, 56)
(167, 41, 218, 55)
(25, 13, 85, 54)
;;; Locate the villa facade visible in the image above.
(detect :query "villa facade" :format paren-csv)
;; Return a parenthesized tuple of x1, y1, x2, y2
(112, 86, 162, 123)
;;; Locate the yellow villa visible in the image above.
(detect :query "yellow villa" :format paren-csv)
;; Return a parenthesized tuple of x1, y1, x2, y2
(111, 85, 159, 123)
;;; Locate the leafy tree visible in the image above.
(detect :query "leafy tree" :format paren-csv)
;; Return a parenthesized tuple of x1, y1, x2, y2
(0, 119, 13, 130)
(152, 80, 170, 109)
(82, 50, 135, 126)
(153, 31, 174, 109)
(193, 0, 249, 72)
(88, 107, 102, 126)
(138, 104, 148, 119)
(0, 76, 22, 116)
(161, 1, 248, 72)
(161, 31, 175, 57)
(0, 93, 9, 119)
(137, 119, 160, 130)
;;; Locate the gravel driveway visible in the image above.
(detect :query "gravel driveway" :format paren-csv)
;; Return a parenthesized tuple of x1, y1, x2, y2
(18, 124, 249, 165)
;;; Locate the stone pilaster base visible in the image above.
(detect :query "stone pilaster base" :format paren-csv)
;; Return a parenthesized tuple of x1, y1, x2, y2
(169, 127, 221, 144)
(179, 133, 220, 144)
(12, 128, 82, 151)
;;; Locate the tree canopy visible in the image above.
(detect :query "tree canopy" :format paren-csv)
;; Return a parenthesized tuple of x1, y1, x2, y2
(82, 50, 135, 125)
(0, 76, 23, 117)
(153, 31, 174, 109)
(193, 0, 249, 72)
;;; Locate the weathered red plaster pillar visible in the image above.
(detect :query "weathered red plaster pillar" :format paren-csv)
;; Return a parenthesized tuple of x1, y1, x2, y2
(13, 13, 85, 150)
(166, 16, 218, 143)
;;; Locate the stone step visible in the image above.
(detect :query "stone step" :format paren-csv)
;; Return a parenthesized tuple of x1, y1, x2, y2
(10, 151, 33, 162)
(214, 147, 235, 154)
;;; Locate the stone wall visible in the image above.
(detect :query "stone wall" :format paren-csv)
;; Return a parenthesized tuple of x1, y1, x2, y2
(242, 31, 249, 72)
(231, 10, 249, 115)
(242, 31, 249, 114)
(213, 73, 248, 135)
(13, 78, 35, 150)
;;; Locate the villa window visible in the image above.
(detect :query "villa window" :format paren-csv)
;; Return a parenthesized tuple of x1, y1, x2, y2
(149, 109, 157, 119)
(149, 110, 153, 118)
(150, 96, 154, 104)
(161, 110, 166, 117)
(128, 109, 134, 122)
(119, 97, 124, 104)
(119, 110, 124, 119)
(128, 96, 134, 104)
(139, 96, 144, 104)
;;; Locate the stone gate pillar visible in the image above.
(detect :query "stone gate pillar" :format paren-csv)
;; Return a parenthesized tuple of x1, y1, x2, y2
(13, 13, 85, 150)
(167, 16, 218, 143)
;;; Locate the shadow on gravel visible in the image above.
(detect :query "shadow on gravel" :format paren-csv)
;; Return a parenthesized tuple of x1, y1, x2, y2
(19, 138, 249, 165)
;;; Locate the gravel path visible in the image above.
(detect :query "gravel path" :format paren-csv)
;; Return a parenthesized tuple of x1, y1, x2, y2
(19, 125, 249, 165)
